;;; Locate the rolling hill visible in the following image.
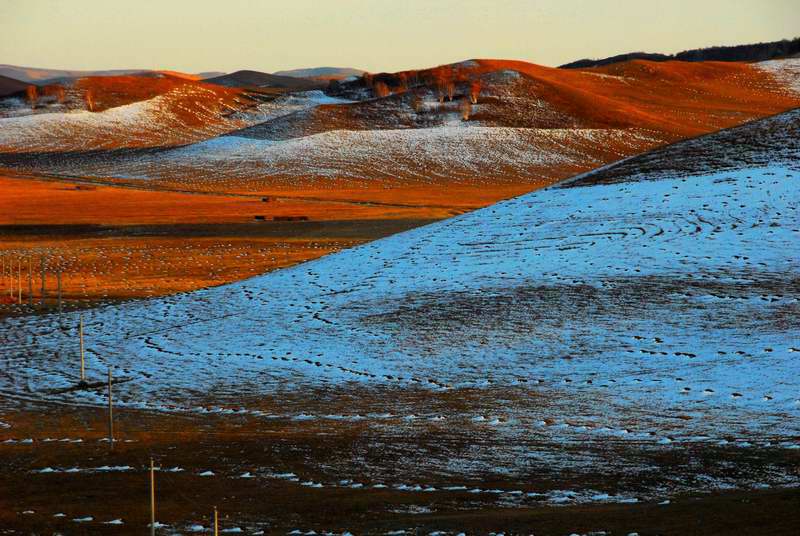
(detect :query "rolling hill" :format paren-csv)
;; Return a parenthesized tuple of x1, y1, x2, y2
(204, 70, 326, 91)
(2, 104, 798, 514)
(0, 74, 280, 151)
(0, 64, 222, 83)
(0, 64, 147, 83)
(273, 66, 365, 80)
(2, 57, 797, 214)
(0, 56, 798, 313)
(0, 74, 28, 98)
(561, 36, 800, 68)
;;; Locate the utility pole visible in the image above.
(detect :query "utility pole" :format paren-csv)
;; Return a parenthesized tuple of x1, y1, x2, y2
(150, 458, 156, 536)
(213, 506, 219, 536)
(79, 315, 86, 382)
(107, 367, 114, 448)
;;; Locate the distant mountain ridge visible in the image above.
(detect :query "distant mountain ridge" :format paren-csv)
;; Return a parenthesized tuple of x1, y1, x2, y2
(273, 67, 364, 80)
(561, 36, 800, 69)
(0, 64, 155, 83)
(0, 64, 226, 85)
(204, 70, 325, 90)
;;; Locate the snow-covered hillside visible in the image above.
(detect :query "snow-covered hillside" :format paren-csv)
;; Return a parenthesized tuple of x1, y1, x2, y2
(20, 126, 658, 190)
(757, 58, 800, 96)
(3, 105, 799, 486)
(2, 106, 799, 501)
(2, 58, 799, 196)
(0, 88, 344, 153)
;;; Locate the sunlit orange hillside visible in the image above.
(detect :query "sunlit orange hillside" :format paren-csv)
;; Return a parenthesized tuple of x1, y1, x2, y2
(0, 74, 272, 152)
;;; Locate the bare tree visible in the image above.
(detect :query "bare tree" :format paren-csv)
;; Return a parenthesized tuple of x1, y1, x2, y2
(26, 85, 38, 109)
(410, 92, 424, 113)
(460, 97, 472, 120)
(446, 81, 455, 102)
(431, 67, 449, 103)
(397, 72, 408, 92)
(362, 72, 374, 88)
(470, 79, 482, 104)
(84, 89, 95, 112)
(374, 81, 390, 98)
(435, 76, 447, 103)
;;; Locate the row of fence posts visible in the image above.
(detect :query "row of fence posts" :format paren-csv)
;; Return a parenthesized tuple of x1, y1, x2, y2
(6, 254, 222, 532)
(78, 316, 220, 534)
(1, 254, 67, 311)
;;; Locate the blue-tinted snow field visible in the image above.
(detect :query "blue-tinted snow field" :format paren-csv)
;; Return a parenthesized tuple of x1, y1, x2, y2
(2, 108, 799, 500)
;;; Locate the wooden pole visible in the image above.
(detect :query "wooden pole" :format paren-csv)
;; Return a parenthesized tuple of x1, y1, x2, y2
(107, 367, 114, 448)
(213, 506, 219, 536)
(17, 258, 21, 304)
(40, 256, 45, 307)
(150, 458, 156, 536)
(3, 256, 8, 298)
(3, 255, 8, 296)
(79, 315, 85, 382)
(57, 270, 62, 312)
(27, 256, 32, 306)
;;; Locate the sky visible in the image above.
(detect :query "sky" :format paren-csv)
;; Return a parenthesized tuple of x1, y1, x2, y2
(1, 0, 797, 74)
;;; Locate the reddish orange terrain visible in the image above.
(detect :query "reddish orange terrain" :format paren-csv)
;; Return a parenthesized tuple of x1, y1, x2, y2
(0, 58, 798, 311)
(0, 173, 441, 313)
(1, 56, 800, 535)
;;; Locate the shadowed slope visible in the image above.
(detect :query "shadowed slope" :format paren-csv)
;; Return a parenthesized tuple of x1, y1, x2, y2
(0, 74, 28, 98)
(205, 70, 325, 91)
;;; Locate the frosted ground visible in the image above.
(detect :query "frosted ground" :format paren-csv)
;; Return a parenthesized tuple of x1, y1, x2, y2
(2, 106, 798, 503)
(0, 89, 347, 152)
(2, 58, 798, 195)
(0, 74, 662, 190)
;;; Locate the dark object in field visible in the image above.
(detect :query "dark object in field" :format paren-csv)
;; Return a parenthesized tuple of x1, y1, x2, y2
(47, 376, 132, 394)
(254, 215, 266, 221)
(261, 197, 270, 202)
(74, 184, 97, 191)
(273, 215, 309, 221)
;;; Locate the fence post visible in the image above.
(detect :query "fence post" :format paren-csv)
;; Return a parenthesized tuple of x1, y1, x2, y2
(2, 256, 7, 298)
(2, 255, 8, 298)
(57, 270, 63, 313)
(150, 458, 156, 536)
(17, 258, 21, 304)
(40, 256, 46, 308)
(27, 256, 32, 306)
(107, 367, 114, 449)
(214, 506, 219, 536)
(79, 315, 86, 382)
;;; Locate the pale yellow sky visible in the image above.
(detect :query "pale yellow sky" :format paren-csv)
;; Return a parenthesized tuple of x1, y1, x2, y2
(1, 0, 797, 73)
